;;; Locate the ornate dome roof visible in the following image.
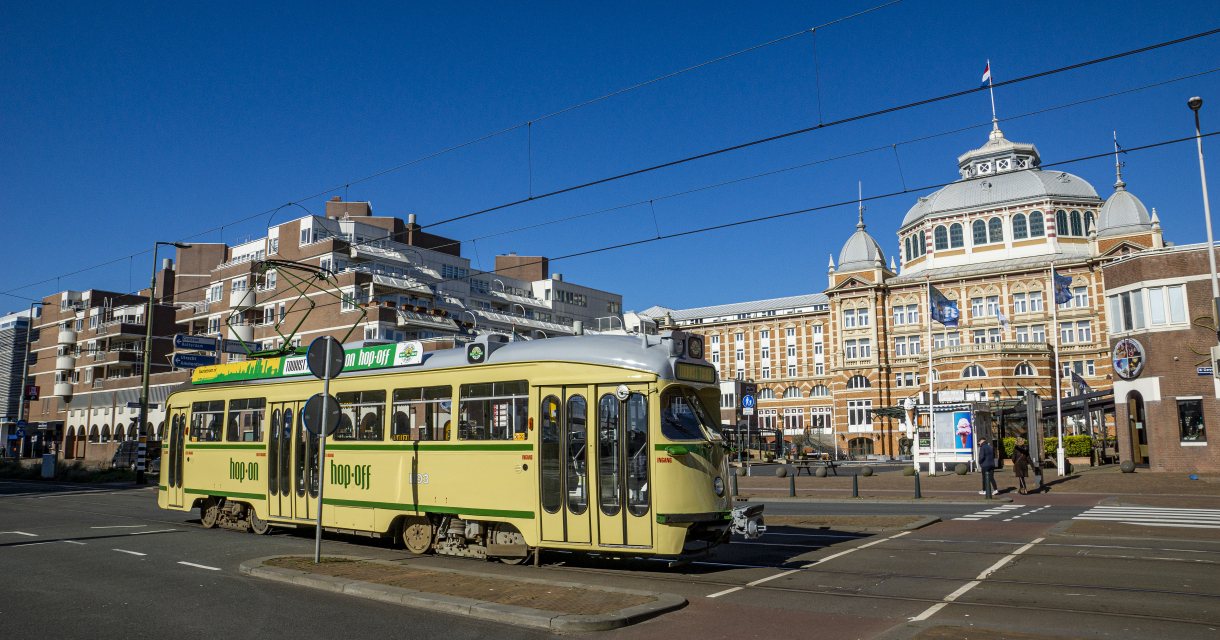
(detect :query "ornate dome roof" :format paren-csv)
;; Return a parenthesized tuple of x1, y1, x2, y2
(900, 127, 1101, 229)
(1098, 183, 1152, 238)
(837, 206, 886, 272)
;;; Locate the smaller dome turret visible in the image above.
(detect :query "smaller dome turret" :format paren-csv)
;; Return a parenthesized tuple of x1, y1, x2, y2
(837, 185, 887, 272)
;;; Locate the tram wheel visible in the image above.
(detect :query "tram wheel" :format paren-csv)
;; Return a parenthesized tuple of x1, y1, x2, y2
(401, 516, 433, 555)
(248, 507, 271, 535)
(490, 523, 531, 565)
(200, 499, 219, 529)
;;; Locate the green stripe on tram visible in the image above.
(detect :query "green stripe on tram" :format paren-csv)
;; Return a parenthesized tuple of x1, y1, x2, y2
(325, 443, 532, 452)
(184, 488, 265, 501)
(322, 497, 534, 519)
(185, 443, 265, 450)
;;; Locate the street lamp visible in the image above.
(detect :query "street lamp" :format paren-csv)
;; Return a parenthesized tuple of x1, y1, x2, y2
(137, 241, 190, 484)
(1189, 97, 1219, 338)
(15, 301, 43, 457)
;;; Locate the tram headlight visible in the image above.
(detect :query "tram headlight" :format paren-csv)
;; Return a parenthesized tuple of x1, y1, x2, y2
(713, 476, 725, 496)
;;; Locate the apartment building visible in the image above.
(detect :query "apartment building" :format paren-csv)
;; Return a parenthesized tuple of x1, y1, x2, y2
(0, 309, 38, 452)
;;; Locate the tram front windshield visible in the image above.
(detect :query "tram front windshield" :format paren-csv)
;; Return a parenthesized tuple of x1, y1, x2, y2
(661, 386, 720, 441)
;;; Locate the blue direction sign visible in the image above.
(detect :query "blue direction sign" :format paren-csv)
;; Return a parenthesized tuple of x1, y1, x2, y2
(173, 353, 217, 369)
(175, 334, 218, 351)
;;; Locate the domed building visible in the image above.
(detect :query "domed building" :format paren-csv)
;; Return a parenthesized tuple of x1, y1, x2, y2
(824, 124, 1163, 459)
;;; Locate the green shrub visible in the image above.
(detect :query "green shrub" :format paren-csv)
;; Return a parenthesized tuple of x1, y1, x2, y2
(0, 460, 42, 480)
(1042, 435, 1093, 457)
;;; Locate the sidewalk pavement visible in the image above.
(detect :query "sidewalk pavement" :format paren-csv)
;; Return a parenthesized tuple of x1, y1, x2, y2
(241, 555, 685, 632)
(733, 463, 1220, 508)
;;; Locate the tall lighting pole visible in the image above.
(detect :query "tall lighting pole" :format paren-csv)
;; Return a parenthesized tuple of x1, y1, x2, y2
(1189, 97, 1219, 337)
(138, 241, 190, 484)
(15, 301, 43, 457)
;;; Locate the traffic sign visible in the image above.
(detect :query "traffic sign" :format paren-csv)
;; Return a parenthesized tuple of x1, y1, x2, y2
(15, 429, 26, 438)
(741, 394, 756, 409)
(302, 393, 341, 436)
(1199, 367, 1214, 377)
(173, 353, 217, 369)
(16, 420, 26, 428)
(174, 333, 218, 351)
(222, 339, 252, 355)
(307, 337, 345, 380)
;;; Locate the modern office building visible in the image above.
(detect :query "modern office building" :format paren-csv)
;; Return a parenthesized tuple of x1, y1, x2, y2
(0, 308, 38, 453)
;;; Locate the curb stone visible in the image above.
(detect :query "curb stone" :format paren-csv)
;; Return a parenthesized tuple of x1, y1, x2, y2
(239, 555, 686, 632)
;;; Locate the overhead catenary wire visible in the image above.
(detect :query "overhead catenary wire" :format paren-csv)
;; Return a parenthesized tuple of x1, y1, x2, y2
(3, 26, 1216, 305)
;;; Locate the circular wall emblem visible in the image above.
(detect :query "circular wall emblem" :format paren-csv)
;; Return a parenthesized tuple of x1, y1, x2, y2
(1112, 338, 1146, 380)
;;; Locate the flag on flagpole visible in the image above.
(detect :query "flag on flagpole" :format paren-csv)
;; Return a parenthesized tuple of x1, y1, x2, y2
(929, 285, 960, 327)
(1070, 370, 1092, 395)
(1052, 270, 1073, 305)
(995, 309, 1010, 330)
(981, 62, 992, 85)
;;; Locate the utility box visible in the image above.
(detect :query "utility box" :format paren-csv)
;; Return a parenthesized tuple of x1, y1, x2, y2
(41, 453, 55, 479)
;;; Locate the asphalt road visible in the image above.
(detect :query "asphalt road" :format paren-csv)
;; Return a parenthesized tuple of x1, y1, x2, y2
(4, 479, 1219, 639)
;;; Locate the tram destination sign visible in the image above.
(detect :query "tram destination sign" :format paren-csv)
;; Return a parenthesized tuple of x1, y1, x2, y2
(191, 340, 425, 385)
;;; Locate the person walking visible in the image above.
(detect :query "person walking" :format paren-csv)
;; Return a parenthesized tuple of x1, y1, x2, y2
(978, 438, 999, 496)
(1012, 438, 1031, 495)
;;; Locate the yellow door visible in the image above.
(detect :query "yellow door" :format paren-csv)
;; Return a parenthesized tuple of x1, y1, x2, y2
(538, 386, 592, 544)
(594, 385, 653, 549)
(166, 410, 187, 508)
(267, 403, 294, 519)
(290, 404, 320, 520)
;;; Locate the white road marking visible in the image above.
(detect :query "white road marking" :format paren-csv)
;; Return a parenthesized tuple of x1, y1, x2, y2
(130, 529, 177, 535)
(0, 531, 38, 537)
(178, 561, 220, 571)
(1074, 506, 1220, 529)
(62, 540, 87, 545)
(13, 541, 52, 547)
(114, 549, 147, 556)
(909, 537, 1044, 622)
(91, 525, 147, 529)
(707, 531, 911, 599)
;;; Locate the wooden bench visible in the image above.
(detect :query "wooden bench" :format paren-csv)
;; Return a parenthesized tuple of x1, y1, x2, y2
(793, 459, 839, 476)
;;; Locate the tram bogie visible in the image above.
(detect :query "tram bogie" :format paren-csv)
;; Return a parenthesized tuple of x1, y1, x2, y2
(157, 332, 762, 562)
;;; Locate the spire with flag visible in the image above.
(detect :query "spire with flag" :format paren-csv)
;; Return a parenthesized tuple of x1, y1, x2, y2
(981, 60, 998, 130)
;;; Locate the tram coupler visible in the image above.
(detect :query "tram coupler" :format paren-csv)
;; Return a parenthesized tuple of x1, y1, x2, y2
(730, 504, 765, 539)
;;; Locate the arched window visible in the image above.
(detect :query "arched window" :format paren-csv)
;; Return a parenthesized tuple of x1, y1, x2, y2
(101, 425, 111, 443)
(930, 369, 940, 382)
(962, 364, 988, 378)
(1070, 210, 1083, 236)
(810, 384, 829, 398)
(988, 217, 1003, 243)
(918, 232, 926, 255)
(1014, 362, 1036, 376)
(1056, 210, 1068, 235)
(1029, 211, 1045, 237)
(89, 426, 99, 443)
(1084, 211, 1095, 234)
(904, 237, 912, 261)
(759, 388, 775, 400)
(934, 226, 948, 250)
(846, 375, 872, 389)
(972, 220, 987, 245)
(784, 387, 801, 399)
(949, 223, 964, 248)
(1012, 213, 1028, 240)
(115, 425, 126, 442)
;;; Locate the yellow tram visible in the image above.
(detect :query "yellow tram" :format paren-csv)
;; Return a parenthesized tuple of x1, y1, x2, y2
(157, 331, 764, 561)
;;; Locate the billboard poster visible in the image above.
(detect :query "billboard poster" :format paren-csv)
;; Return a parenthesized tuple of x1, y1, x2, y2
(933, 411, 973, 452)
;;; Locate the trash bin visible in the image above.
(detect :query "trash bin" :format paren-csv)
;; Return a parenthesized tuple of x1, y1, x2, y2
(41, 453, 55, 479)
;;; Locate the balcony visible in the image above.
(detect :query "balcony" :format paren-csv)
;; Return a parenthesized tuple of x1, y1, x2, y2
(395, 308, 458, 331)
(55, 355, 76, 370)
(91, 349, 143, 365)
(97, 320, 145, 338)
(58, 329, 77, 345)
(487, 289, 548, 309)
(53, 382, 73, 398)
(229, 289, 256, 310)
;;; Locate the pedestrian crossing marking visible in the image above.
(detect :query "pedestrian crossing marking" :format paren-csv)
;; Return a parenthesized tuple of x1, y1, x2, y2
(1073, 506, 1220, 530)
(953, 504, 1023, 521)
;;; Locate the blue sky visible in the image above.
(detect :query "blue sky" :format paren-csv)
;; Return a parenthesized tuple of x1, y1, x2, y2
(2, 1, 1218, 314)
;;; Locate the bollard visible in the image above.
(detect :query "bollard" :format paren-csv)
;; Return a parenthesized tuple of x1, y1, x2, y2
(914, 472, 922, 499)
(789, 472, 796, 497)
(852, 474, 859, 498)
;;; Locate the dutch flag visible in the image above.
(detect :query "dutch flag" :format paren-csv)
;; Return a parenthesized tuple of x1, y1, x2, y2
(981, 62, 991, 86)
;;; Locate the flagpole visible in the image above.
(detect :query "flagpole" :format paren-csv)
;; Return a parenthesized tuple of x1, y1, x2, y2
(987, 59, 997, 126)
(1050, 262, 1066, 476)
(926, 277, 937, 475)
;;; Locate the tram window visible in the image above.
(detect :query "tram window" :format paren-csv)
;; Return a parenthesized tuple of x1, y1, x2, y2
(567, 395, 588, 516)
(661, 387, 717, 440)
(189, 400, 224, 442)
(540, 395, 562, 514)
(225, 398, 266, 442)
(458, 381, 528, 441)
(335, 390, 386, 441)
(391, 386, 452, 441)
(626, 393, 649, 517)
(598, 394, 621, 517)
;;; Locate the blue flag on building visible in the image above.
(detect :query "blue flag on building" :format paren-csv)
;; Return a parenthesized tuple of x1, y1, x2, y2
(929, 285, 960, 327)
(1070, 370, 1092, 395)
(1053, 270, 1073, 305)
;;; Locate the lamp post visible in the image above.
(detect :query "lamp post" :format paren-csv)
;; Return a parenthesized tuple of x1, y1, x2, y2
(1189, 97, 1219, 337)
(137, 241, 190, 484)
(15, 302, 43, 458)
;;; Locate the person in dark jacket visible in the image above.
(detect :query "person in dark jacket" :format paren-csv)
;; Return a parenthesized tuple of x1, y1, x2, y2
(1012, 438, 1031, 494)
(978, 439, 999, 495)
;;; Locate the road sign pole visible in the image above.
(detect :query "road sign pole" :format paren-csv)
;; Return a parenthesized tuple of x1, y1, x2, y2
(314, 339, 333, 564)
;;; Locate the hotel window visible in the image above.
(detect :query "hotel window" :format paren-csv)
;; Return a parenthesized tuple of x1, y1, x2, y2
(986, 296, 999, 317)
(962, 364, 987, 379)
(859, 339, 871, 358)
(1109, 289, 1147, 332)
(846, 375, 871, 389)
(844, 340, 858, 359)
(934, 226, 949, 250)
(786, 328, 796, 338)
(1012, 292, 1027, 314)
(812, 325, 823, 336)
(787, 345, 796, 358)
(971, 298, 984, 319)
(814, 342, 823, 355)
(1178, 398, 1207, 443)
(949, 223, 964, 248)
(711, 352, 720, 364)
(814, 363, 824, 375)
(857, 308, 869, 326)
(761, 345, 770, 360)
(1015, 325, 1029, 342)
(810, 384, 829, 397)
(1073, 286, 1089, 308)
(973, 329, 988, 344)
(1014, 362, 1036, 376)
(1028, 291, 1044, 312)
(761, 367, 771, 380)
(905, 305, 918, 324)
(847, 400, 873, 429)
(1030, 324, 1046, 342)
(972, 220, 988, 245)
(787, 364, 796, 377)
(987, 328, 1001, 343)
(1012, 213, 1028, 240)
(711, 335, 720, 345)
(1029, 211, 1045, 237)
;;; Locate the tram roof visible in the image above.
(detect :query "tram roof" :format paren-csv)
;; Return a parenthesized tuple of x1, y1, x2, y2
(187, 333, 709, 388)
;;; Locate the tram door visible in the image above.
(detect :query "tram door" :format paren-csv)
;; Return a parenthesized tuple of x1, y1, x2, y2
(538, 387, 591, 544)
(166, 409, 187, 508)
(593, 384, 653, 548)
(267, 402, 318, 520)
